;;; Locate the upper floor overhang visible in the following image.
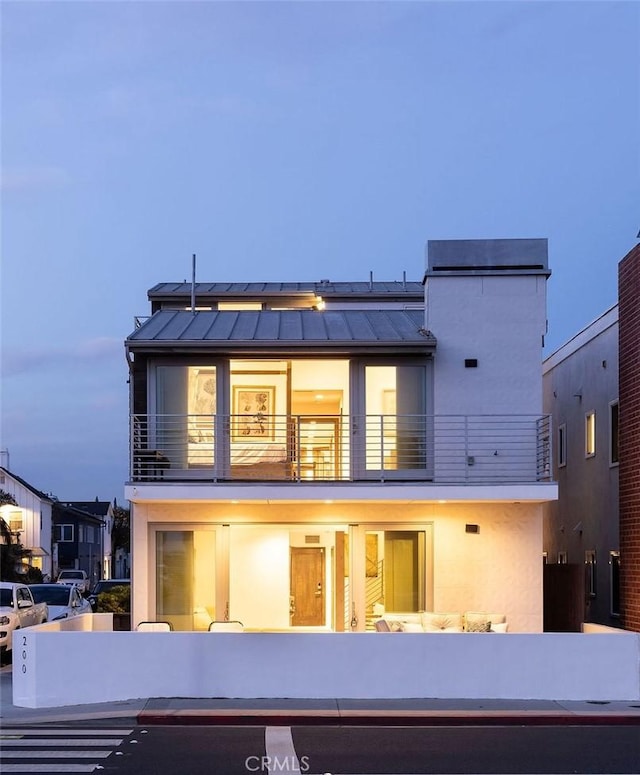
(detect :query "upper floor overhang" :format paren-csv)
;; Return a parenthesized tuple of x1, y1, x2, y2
(125, 481, 558, 505)
(126, 308, 436, 357)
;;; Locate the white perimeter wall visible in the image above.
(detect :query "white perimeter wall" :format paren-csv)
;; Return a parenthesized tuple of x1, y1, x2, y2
(14, 619, 640, 708)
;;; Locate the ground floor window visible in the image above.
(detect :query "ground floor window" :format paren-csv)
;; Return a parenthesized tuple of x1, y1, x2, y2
(151, 523, 432, 632)
(155, 530, 216, 631)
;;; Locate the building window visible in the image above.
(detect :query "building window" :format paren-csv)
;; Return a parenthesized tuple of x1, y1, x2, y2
(585, 550, 596, 598)
(609, 401, 619, 466)
(56, 524, 74, 542)
(557, 423, 566, 468)
(4, 508, 23, 533)
(557, 551, 568, 564)
(609, 551, 620, 617)
(585, 412, 596, 457)
(217, 302, 263, 311)
(78, 525, 85, 542)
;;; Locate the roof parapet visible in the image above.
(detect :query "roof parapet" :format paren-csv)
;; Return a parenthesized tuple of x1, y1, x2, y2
(425, 238, 550, 277)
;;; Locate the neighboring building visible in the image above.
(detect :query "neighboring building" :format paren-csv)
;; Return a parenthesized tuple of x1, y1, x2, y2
(124, 238, 557, 633)
(541, 241, 640, 635)
(52, 502, 105, 588)
(0, 461, 53, 579)
(618, 243, 640, 633)
(62, 500, 115, 580)
(542, 307, 620, 628)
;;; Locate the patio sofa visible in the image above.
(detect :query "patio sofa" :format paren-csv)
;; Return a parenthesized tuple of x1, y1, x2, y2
(374, 611, 508, 633)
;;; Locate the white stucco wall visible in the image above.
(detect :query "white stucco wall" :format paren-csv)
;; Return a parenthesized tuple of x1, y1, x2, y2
(432, 504, 543, 633)
(14, 621, 640, 708)
(425, 275, 547, 416)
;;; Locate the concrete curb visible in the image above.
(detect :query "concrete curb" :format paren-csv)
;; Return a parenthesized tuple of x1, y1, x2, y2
(136, 709, 640, 726)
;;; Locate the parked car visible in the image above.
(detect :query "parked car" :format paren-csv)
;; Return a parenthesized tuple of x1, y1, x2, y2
(0, 581, 49, 657)
(87, 579, 131, 611)
(29, 584, 92, 621)
(56, 570, 90, 594)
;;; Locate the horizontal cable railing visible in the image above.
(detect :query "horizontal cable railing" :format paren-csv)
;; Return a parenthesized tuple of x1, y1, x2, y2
(130, 413, 552, 485)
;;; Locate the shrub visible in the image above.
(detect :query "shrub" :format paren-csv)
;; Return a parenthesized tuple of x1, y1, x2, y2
(96, 585, 130, 613)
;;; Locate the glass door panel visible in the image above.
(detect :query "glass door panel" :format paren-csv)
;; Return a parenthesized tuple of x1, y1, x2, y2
(365, 529, 426, 615)
(155, 366, 188, 471)
(153, 365, 217, 471)
(187, 368, 216, 466)
(364, 365, 427, 475)
(156, 530, 216, 631)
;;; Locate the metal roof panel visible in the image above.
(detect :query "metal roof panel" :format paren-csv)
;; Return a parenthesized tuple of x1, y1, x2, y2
(127, 309, 434, 347)
(147, 280, 424, 298)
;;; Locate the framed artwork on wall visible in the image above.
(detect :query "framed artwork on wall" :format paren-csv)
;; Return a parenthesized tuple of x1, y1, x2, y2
(232, 386, 276, 441)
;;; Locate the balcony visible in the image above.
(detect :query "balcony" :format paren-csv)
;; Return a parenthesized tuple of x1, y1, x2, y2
(130, 413, 552, 485)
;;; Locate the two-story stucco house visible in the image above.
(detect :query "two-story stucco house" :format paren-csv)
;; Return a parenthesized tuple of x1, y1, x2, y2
(124, 238, 557, 633)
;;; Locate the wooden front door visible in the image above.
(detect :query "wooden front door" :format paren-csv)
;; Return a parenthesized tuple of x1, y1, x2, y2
(290, 547, 325, 626)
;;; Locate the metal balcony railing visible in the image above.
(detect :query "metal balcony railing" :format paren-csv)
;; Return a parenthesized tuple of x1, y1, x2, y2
(130, 413, 552, 485)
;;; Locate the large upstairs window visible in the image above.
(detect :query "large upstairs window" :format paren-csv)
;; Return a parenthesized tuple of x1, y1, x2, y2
(144, 356, 429, 481)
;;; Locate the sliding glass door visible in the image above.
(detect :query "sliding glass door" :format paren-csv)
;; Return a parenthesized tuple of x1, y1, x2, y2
(352, 361, 431, 479)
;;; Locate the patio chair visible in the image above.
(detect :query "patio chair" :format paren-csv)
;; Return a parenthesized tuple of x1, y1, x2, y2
(207, 620, 244, 632)
(136, 621, 173, 632)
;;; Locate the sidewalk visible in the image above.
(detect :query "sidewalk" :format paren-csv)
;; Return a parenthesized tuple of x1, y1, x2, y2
(2, 666, 640, 727)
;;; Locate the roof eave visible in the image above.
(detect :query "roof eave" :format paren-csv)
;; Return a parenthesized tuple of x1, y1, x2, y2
(126, 340, 436, 356)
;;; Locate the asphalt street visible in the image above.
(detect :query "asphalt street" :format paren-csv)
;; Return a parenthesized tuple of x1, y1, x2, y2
(1, 724, 640, 774)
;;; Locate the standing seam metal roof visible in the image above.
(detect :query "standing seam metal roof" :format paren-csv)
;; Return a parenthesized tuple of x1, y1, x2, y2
(127, 309, 435, 346)
(147, 281, 425, 296)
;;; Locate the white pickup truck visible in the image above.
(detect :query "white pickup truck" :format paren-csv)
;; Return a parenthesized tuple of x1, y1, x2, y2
(0, 582, 49, 656)
(56, 570, 90, 594)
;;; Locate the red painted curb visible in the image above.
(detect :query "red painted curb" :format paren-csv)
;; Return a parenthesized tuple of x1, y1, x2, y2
(136, 711, 640, 727)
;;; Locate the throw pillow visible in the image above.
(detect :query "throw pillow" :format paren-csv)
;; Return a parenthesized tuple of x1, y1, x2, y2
(402, 622, 424, 633)
(423, 612, 463, 631)
(466, 619, 491, 633)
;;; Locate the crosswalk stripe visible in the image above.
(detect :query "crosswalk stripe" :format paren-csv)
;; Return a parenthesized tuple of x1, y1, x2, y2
(265, 727, 299, 775)
(1, 766, 104, 773)
(2, 752, 113, 759)
(1, 739, 124, 747)
(0, 727, 129, 773)
(1, 730, 133, 736)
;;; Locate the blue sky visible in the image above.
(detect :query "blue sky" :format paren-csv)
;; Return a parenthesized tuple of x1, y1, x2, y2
(1, 1, 638, 502)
